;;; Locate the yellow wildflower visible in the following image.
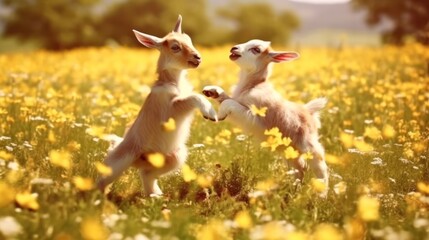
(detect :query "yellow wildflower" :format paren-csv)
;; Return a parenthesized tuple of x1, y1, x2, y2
(281, 137, 292, 146)
(413, 141, 427, 153)
(284, 146, 299, 159)
(340, 132, 354, 148)
(302, 151, 313, 160)
(286, 231, 309, 240)
(354, 140, 374, 152)
(48, 130, 56, 143)
(325, 154, 342, 165)
(0, 150, 14, 161)
(147, 153, 165, 168)
(72, 176, 94, 191)
(250, 104, 267, 117)
(344, 217, 365, 240)
(357, 195, 380, 221)
(382, 124, 396, 138)
(85, 126, 105, 138)
(66, 141, 81, 151)
(162, 117, 176, 132)
(0, 182, 16, 208)
(232, 128, 242, 134)
(15, 192, 39, 210)
(403, 148, 414, 159)
(264, 127, 282, 138)
(234, 210, 253, 229)
(261, 127, 291, 151)
(80, 217, 109, 240)
(182, 164, 197, 182)
(95, 162, 112, 177)
(311, 178, 327, 193)
(204, 136, 214, 145)
(312, 223, 343, 240)
(215, 129, 232, 145)
(196, 219, 231, 240)
(197, 175, 213, 188)
(260, 136, 280, 151)
(49, 149, 72, 170)
(417, 182, 429, 194)
(162, 208, 171, 221)
(255, 178, 278, 192)
(218, 129, 232, 138)
(364, 126, 382, 140)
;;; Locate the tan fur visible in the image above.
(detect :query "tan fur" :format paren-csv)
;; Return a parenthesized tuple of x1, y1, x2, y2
(97, 16, 217, 196)
(203, 39, 329, 195)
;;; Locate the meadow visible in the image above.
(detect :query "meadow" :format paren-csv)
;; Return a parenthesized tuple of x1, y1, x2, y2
(0, 43, 428, 239)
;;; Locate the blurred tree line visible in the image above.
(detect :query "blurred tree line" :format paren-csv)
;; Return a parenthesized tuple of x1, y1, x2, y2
(2, 0, 427, 50)
(0, 0, 300, 50)
(352, 0, 429, 45)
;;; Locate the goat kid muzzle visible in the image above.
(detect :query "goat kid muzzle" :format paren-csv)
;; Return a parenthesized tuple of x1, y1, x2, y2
(229, 47, 241, 61)
(188, 53, 201, 67)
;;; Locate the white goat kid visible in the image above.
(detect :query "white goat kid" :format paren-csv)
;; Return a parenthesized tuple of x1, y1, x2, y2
(97, 15, 217, 196)
(203, 39, 329, 195)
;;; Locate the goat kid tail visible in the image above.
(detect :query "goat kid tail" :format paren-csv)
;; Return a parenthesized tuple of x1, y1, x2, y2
(305, 97, 327, 129)
(305, 97, 327, 114)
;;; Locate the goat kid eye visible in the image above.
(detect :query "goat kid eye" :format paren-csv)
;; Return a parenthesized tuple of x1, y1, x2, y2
(171, 45, 181, 52)
(250, 48, 261, 54)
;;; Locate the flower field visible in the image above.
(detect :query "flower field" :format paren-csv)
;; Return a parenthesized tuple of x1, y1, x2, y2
(0, 43, 428, 239)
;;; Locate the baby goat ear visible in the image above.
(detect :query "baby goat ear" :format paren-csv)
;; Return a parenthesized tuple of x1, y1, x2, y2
(133, 30, 162, 49)
(173, 15, 182, 33)
(269, 51, 300, 63)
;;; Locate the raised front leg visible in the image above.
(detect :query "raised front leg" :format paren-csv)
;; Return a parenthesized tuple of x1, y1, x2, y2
(217, 99, 252, 121)
(172, 93, 217, 121)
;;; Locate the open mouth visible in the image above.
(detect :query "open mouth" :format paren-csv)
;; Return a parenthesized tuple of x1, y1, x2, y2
(188, 60, 200, 68)
(229, 52, 241, 61)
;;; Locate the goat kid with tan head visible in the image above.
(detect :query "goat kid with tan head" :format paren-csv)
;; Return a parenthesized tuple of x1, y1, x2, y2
(203, 39, 329, 195)
(97, 15, 217, 196)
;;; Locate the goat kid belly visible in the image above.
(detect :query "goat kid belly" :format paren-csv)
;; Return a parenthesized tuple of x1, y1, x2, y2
(138, 109, 194, 155)
(231, 93, 304, 142)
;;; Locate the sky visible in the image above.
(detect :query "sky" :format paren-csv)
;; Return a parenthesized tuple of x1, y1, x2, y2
(290, 0, 351, 4)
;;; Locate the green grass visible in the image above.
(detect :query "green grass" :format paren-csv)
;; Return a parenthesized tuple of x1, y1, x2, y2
(0, 44, 428, 239)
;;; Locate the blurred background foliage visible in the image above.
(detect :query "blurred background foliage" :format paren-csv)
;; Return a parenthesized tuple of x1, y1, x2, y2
(0, 0, 299, 50)
(0, 0, 428, 50)
(352, 0, 429, 45)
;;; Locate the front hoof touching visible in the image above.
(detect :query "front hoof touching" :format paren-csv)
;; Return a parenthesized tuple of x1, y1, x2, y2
(202, 107, 218, 122)
(203, 89, 219, 98)
(202, 85, 224, 99)
(203, 115, 218, 122)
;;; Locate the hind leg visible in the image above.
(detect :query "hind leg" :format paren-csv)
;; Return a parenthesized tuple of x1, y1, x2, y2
(139, 147, 187, 196)
(309, 141, 329, 184)
(289, 156, 307, 182)
(97, 142, 136, 191)
(308, 140, 329, 196)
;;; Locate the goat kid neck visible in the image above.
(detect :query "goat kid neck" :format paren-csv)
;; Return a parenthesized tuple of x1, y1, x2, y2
(234, 63, 273, 96)
(156, 68, 187, 86)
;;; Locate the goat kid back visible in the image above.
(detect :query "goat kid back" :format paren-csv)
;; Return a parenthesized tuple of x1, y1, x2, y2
(203, 39, 329, 196)
(97, 15, 217, 196)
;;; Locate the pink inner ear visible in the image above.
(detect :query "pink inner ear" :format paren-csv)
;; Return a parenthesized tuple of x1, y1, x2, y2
(273, 52, 298, 61)
(142, 39, 156, 47)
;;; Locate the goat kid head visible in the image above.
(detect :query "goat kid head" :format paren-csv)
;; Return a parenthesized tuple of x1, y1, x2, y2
(133, 15, 201, 70)
(229, 39, 299, 72)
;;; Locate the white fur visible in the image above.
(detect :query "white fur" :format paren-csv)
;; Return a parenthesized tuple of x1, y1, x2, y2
(203, 39, 329, 196)
(97, 16, 217, 196)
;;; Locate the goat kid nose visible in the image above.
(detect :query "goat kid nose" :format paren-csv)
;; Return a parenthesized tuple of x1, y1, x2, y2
(193, 54, 201, 60)
(231, 47, 238, 52)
